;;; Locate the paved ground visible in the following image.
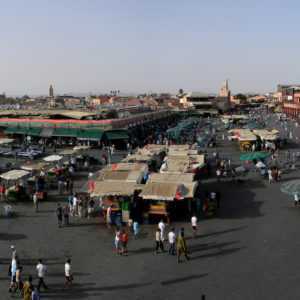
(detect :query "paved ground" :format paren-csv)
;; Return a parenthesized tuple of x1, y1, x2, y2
(1, 114, 300, 299)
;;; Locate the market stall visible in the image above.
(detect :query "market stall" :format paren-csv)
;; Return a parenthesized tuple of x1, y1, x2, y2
(0, 169, 30, 201)
(140, 181, 198, 222)
(91, 180, 143, 224)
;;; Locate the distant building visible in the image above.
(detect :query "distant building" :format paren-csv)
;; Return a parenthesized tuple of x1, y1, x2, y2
(219, 80, 231, 98)
(277, 84, 300, 117)
(180, 92, 215, 110)
(49, 84, 54, 98)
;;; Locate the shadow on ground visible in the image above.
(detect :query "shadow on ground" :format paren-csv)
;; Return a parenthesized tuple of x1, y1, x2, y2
(161, 273, 208, 285)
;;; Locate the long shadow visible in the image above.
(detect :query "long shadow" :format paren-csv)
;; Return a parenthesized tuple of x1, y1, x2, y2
(190, 246, 245, 260)
(67, 222, 100, 227)
(187, 226, 247, 240)
(45, 281, 152, 299)
(189, 241, 239, 253)
(161, 273, 208, 285)
(129, 246, 154, 255)
(0, 257, 64, 266)
(48, 272, 91, 277)
(0, 233, 27, 240)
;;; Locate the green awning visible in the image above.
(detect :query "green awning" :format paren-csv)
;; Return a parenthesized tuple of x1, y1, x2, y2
(5, 127, 27, 135)
(5, 127, 41, 136)
(77, 129, 103, 141)
(52, 128, 79, 137)
(26, 127, 41, 136)
(104, 130, 129, 141)
(240, 151, 271, 161)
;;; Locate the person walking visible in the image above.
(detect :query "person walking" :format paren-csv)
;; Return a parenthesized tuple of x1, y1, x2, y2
(268, 169, 273, 184)
(15, 265, 23, 295)
(294, 192, 299, 207)
(114, 228, 121, 255)
(31, 287, 40, 300)
(22, 275, 34, 300)
(33, 193, 38, 212)
(9, 257, 17, 293)
(72, 194, 78, 216)
(191, 215, 198, 238)
(168, 228, 176, 255)
(158, 219, 166, 242)
(120, 229, 129, 256)
(155, 228, 164, 254)
(36, 259, 48, 292)
(64, 259, 73, 288)
(56, 203, 63, 228)
(63, 204, 70, 226)
(106, 205, 112, 228)
(177, 228, 190, 263)
(133, 220, 139, 239)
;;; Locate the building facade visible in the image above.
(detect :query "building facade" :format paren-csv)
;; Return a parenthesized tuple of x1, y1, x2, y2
(277, 84, 300, 117)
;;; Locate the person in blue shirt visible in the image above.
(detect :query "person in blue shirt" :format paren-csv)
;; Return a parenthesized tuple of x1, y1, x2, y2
(133, 221, 139, 239)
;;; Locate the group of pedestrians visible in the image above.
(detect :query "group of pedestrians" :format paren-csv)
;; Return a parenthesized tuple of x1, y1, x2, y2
(155, 221, 190, 263)
(8, 245, 73, 299)
(113, 217, 197, 264)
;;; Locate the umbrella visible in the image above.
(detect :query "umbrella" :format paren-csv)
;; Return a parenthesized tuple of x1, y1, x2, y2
(43, 155, 63, 162)
(281, 180, 300, 196)
(240, 151, 270, 161)
(255, 161, 266, 168)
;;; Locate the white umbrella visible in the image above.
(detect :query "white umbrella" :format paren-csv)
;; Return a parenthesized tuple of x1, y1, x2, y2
(43, 155, 63, 162)
(255, 161, 266, 168)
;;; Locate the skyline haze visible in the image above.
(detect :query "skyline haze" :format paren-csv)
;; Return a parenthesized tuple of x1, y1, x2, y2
(1, 0, 300, 96)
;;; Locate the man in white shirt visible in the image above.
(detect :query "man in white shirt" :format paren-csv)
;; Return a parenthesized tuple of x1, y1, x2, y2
(191, 215, 198, 238)
(33, 193, 38, 212)
(168, 228, 176, 255)
(65, 258, 73, 287)
(294, 192, 299, 207)
(72, 195, 78, 216)
(158, 220, 166, 241)
(36, 259, 48, 291)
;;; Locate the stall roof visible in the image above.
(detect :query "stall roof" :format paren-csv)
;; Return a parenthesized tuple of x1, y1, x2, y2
(142, 144, 167, 154)
(73, 145, 91, 152)
(0, 138, 14, 145)
(43, 155, 63, 162)
(59, 149, 76, 156)
(21, 162, 49, 171)
(140, 182, 197, 201)
(91, 181, 143, 197)
(222, 115, 249, 120)
(168, 145, 190, 152)
(229, 129, 257, 141)
(0, 169, 30, 180)
(252, 129, 279, 141)
(0, 109, 97, 120)
(160, 159, 189, 173)
(105, 163, 148, 172)
(98, 169, 144, 183)
(149, 173, 194, 183)
(122, 154, 152, 163)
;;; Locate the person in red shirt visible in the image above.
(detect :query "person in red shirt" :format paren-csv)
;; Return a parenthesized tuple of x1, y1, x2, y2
(120, 229, 129, 256)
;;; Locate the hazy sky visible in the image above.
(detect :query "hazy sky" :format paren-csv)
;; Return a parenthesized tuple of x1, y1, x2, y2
(1, 0, 300, 95)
